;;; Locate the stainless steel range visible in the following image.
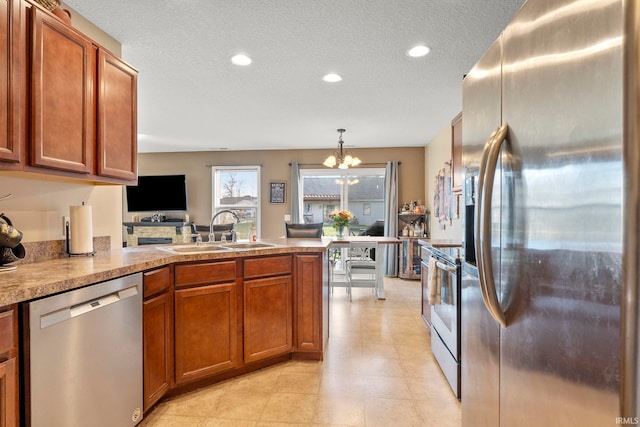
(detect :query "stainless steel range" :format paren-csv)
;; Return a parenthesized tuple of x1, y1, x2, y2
(422, 244, 462, 398)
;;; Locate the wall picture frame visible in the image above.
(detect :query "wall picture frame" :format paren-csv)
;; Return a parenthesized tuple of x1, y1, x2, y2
(269, 182, 286, 204)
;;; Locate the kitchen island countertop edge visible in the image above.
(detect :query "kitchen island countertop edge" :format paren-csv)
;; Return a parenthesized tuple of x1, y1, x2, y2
(0, 237, 331, 306)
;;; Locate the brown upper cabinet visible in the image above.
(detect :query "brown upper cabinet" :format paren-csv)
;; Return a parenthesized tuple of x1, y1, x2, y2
(451, 112, 463, 193)
(97, 49, 137, 181)
(0, 0, 138, 183)
(30, 7, 95, 174)
(0, 0, 25, 168)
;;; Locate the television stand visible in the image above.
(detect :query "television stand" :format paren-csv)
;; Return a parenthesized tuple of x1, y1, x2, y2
(123, 221, 193, 247)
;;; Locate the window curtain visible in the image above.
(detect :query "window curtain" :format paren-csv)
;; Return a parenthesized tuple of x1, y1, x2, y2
(290, 162, 302, 223)
(384, 160, 399, 276)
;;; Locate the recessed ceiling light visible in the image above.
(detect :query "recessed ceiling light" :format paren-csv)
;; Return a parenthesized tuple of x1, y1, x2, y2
(231, 54, 252, 66)
(322, 73, 343, 83)
(406, 45, 431, 58)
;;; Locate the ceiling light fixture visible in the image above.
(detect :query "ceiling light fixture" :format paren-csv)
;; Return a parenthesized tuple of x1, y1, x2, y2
(231, 54, 252, 66)
(406, 45, 431, 58)
(323, 129, 361, 169)
(322, 73, 343, 83)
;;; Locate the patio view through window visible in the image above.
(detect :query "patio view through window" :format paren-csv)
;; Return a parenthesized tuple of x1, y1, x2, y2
(300, 168, 385, 236)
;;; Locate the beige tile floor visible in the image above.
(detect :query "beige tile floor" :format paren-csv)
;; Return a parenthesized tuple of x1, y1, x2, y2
(140, 277, 461, 427)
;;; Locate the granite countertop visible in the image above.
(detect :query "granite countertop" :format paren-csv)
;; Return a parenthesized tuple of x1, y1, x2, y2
(0, 237, 331, 307)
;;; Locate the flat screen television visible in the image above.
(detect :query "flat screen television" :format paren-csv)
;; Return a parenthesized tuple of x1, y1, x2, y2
(126, 175, 188, 212)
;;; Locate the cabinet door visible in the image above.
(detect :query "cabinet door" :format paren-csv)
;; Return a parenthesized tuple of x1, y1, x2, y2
(97, 49, 137, 181)
(0, 358, 17, 427)
(174, 283, 238, 384)
(143, 291, 172, 411)
(30, 8, 95, 173)
(0, 0, 23, 168)
(294, 254, 322, 353)
(244, 275, 292, 363)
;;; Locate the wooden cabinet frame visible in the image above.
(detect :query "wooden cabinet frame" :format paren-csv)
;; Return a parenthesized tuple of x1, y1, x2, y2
(0, 0, 24, 168)
(0, 305, 18, 427)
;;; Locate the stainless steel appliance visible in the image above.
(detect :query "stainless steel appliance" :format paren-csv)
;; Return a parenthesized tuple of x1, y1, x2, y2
(420, 246, 433, 327)
(25, 273, 143, 427)
(461, 0, 628, 425)
(427, 245, 462, 398)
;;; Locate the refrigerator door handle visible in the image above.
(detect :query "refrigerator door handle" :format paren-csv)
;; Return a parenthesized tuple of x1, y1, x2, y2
(477, 123, 509, 327)
(475, 127, 498, 305)
(475, 127, 498, 316)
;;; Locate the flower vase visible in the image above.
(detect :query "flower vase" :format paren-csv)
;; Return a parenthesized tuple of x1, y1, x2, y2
(336, 225, 346, 239)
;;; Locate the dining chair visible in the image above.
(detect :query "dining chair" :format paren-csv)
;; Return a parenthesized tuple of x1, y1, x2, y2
(285, 222, 323, 238)
(345, 241, 379, 302)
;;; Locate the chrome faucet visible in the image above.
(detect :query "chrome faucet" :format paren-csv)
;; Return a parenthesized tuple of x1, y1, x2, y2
(209, 210, 239, 243)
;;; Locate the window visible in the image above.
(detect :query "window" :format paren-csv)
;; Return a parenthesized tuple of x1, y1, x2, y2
(212, 166, 260, 240)
(299, 168, 385, 236)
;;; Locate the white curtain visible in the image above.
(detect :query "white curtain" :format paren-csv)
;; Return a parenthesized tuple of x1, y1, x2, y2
(384, 160, 399, 276)
(290, 162, 302, 223)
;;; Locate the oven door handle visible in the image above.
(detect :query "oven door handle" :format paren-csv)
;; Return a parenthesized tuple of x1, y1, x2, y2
(435, 261, 457, 273)
(477, 123, 508, 328)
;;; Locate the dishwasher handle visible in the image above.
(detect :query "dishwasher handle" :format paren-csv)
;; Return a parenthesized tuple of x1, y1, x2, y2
(40, 285, 139, 329)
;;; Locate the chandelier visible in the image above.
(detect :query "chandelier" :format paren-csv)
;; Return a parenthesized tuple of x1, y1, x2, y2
(323, 129, 361, 169)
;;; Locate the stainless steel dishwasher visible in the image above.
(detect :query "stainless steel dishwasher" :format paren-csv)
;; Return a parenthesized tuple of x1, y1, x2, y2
(26, 273, 143, 427)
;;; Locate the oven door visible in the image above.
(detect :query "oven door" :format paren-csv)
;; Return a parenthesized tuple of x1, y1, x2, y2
(431, 261, 459, 361)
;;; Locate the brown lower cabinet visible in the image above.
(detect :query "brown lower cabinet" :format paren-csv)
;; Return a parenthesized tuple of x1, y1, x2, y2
(174, 282, 240, 384)
(143, 266, 173, 411)
(244, 275, 293, 363)
(174, 260, 240, 385)
(141, 251, 326, 414)
(294, 253, 323, 354)
(0, 305, 18, 427)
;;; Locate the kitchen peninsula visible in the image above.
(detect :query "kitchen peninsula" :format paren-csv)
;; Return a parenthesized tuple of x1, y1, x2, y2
(0, 238, 330, 418)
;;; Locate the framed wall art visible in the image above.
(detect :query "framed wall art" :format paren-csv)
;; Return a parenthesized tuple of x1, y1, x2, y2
(269, 182, 286, 204)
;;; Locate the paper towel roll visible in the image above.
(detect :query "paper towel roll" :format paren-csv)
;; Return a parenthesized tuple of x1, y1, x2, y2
(70, 205, 93, 254)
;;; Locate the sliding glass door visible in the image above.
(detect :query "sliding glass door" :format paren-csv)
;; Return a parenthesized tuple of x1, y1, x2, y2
(299, 168, 385, 236)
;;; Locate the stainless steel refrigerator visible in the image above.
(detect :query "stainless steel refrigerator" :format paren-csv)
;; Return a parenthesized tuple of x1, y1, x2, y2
(460, 0, 636, 425)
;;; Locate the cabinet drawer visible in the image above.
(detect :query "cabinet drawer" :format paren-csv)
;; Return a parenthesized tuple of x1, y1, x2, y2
(0, 307, 16, 355)
(175, 261, 237, 287)
(244, 255, 292, 279)
(143, 266, 171, 298)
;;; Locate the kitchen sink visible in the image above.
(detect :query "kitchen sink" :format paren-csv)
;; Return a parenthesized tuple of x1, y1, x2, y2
(159, 242, 276, 254)
(159, 244, 232, 254)
(223, 242, 276, 249)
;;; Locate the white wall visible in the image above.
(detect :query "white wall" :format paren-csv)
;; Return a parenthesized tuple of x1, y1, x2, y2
(425, 123, 462, 241)
(0, 176, 123, 246)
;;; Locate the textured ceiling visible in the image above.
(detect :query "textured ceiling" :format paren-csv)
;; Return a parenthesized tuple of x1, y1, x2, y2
(63, 0, 526, 153)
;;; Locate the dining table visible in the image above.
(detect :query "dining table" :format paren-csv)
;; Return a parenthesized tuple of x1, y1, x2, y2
(329, 235, 402, 299)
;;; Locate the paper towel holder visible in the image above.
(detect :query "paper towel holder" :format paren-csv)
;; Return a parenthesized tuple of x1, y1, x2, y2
(65, 220, 96, 257)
